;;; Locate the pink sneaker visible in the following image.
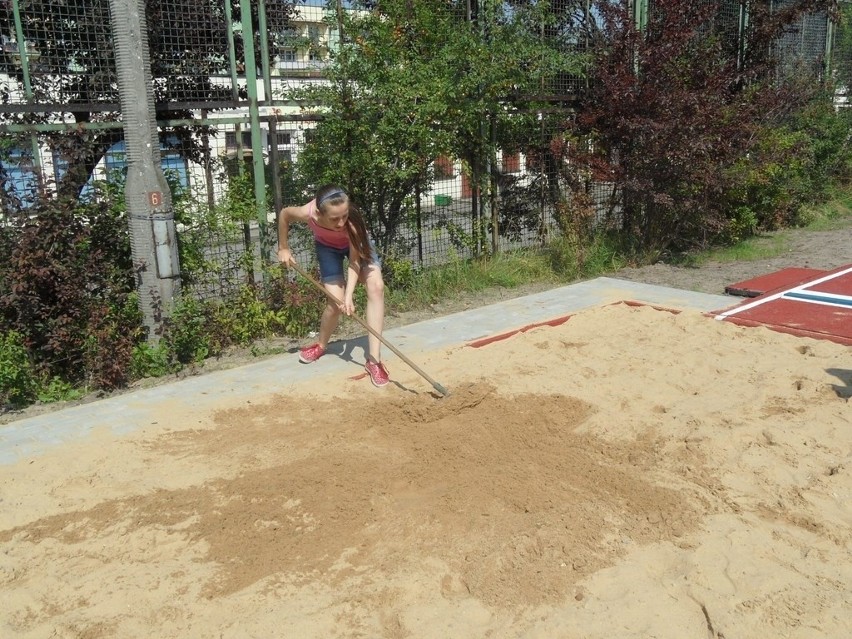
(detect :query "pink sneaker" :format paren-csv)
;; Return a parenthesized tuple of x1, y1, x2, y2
(299, 343, 325, 363)
(364, 360, 390, 387)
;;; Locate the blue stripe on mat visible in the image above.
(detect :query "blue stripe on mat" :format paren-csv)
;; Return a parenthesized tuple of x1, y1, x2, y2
(783, 291, 852, 307)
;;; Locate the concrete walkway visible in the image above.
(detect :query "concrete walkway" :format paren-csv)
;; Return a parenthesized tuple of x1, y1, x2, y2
(0, 277, 732, 465)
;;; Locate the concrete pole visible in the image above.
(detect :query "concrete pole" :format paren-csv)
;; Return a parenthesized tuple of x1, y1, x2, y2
(109, 0, 181, 340)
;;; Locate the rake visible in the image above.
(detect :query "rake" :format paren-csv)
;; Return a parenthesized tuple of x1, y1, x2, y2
(287, 261, 450, 397)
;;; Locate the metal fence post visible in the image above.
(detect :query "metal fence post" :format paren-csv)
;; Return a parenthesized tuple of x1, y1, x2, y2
(109, 0, 181, 340)
(258, 0, 284, 218)
(10, 0, 43, 192)
(238, 0, 270, 265)
(633, 0, 648, 31)
(825, 12, 836, 76)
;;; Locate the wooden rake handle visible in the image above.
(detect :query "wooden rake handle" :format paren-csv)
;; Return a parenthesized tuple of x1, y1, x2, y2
(286, 261, 450, 397)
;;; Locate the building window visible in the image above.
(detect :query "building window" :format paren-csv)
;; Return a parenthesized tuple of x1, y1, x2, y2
(279, 26, 299, 64)
(161, 137, 190, 191)
(101, 139, 188, 191)
(225, 131, 253, 150)
(306, 24, 324, 61)
(275, 132, 291, 147)
(1, 147, 38, 206)
(52, 147, 68, 185)
(434, 155, 454, 180)
(104, 144, 128, 180)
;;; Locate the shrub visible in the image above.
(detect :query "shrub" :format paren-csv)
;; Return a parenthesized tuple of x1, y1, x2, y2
(0, 331, 39, 408)
(83, 296, 145, 390)
(0, 191, 134, 385)
(721, 97, 852, 240)
(160, 295, 219, 366)
(130, 340, 177, 380)
(381, 252, 418, 291)
(218, 285, 281, 345)
(37, 377, 83, 404)
(261, 268, 327, 337)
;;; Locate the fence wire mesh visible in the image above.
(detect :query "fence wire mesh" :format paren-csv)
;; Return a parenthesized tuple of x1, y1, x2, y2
(1, 0, 847, 308)
(774, 0, 830, 76)
(14, 0, 118, 109)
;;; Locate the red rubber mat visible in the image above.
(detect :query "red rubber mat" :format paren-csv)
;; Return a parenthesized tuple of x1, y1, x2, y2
(714, 264, 852, 346)
(725, 267, 827, 297)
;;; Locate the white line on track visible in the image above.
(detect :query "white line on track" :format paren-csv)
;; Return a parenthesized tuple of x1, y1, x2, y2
(714, 265, 852, 320)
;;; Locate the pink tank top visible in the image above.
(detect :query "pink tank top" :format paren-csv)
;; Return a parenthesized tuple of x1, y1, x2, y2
(306, 199, 350, 250)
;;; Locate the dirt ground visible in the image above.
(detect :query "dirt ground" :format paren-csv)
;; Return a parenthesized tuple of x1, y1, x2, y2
(610, 223, 852, 296)
(0, 222, 850, 638)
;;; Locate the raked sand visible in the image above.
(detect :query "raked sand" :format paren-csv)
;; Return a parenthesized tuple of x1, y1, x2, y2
(1, 302, 850, 638)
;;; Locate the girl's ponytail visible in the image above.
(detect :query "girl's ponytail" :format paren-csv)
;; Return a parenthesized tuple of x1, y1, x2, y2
(345, 204, 373, 264)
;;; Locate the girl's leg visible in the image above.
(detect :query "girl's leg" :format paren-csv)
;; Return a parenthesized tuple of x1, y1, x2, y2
(309, 242, 347, 355)
(317, 280, 345, 348)
(360, 265, 385, 362)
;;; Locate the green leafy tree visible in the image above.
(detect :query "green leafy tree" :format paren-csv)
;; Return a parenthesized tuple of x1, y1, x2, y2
(291, 0, 582, 253)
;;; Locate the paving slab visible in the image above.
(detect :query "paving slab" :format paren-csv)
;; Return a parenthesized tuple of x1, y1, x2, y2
(0, 277, 732, 465)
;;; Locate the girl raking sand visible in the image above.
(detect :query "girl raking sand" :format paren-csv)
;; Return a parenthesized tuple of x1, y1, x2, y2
(277, 185, 390, 387)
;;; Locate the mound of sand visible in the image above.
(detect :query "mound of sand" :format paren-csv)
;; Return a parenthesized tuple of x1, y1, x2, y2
(1, 302, 850, 638)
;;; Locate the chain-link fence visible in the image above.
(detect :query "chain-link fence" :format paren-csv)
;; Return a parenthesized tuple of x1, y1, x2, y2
(1, 0, 845, 319)
(773, 0, 832, 77)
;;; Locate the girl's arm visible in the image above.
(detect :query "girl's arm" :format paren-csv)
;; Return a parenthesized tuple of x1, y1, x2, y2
(277, 204, 310, 264)
(343, 245, 362, 315)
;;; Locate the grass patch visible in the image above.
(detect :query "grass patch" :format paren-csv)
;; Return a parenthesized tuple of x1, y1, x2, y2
(385, 232, 626, 313)
(386, 250, 562, 312)
(694, 233, 791, 265)
(797, 186, 852, 231)
(681, 185, 852, 267)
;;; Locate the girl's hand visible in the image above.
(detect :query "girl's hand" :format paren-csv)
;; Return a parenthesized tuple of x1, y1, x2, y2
(343, 294, 355, 316)
(277, 247, 295, 266)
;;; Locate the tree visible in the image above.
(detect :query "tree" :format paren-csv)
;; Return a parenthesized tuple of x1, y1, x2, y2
(291, 0, 581, 255)
(561, 0, 841, 255)
(0, 0, 297, 201)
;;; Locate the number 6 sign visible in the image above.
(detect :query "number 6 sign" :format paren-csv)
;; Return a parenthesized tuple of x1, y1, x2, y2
(148, 191, 163, 207)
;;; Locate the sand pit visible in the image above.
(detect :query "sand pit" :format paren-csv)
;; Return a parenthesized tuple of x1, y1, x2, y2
(1, 302, 850, 638)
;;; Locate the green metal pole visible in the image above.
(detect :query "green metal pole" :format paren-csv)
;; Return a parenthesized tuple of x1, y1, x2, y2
(634, 0, 648, 31)
(258, 0, 272, 94)
(238, 0, 268, 241)
(632, 0, 648, 76)
(225, 0, 252, 289)
(224, 0, 245, 177)
(490, 112, 498, 256)
(11, 0, 32, 92)
(11, 0, 43, 187)
(223, 1, 240, 98)
(738, 1, 749, 71)
(257, 0, 283, 218)
(824, 14, 835, 77)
